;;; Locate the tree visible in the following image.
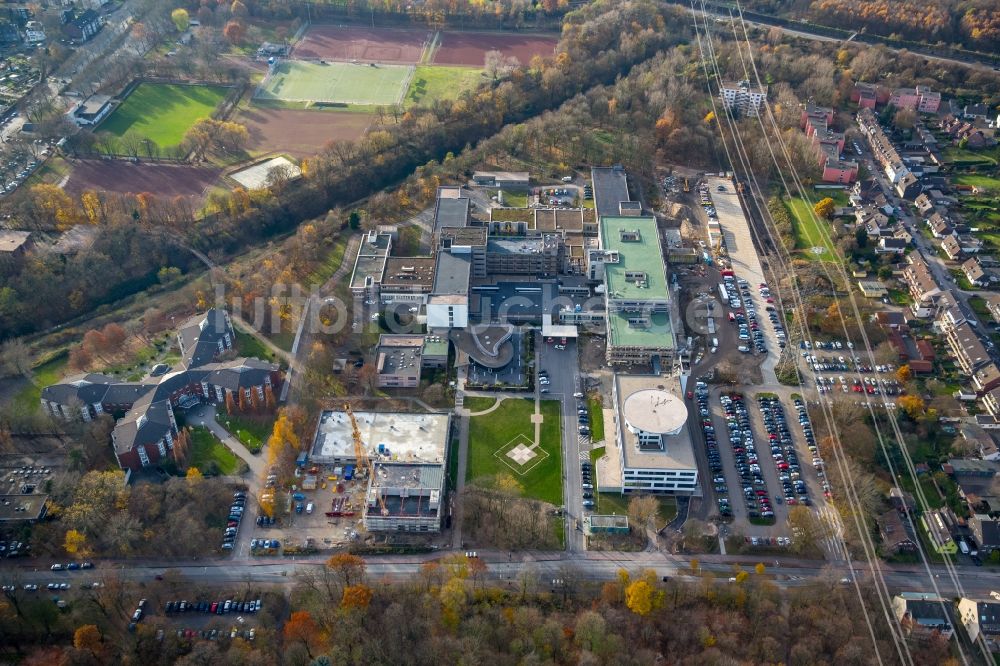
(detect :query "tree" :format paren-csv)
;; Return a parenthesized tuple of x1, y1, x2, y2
(63, 529, 89, 557)
(893, 108, 917, 130)
(73, 624, 103, 658)
(223, 20, 245, 45)
(326, 553, 366, 589)
(171, 8, 190, 32)
(185, 467, 202, 483)
(0, 338, 31, 379)
(624, 580, 656, 616)
(896, 365, 913, 383)
(898, 394, 926, 419)
(341, 584, 373, 610)
(284, 610, 324, 659)
(813, 197, 836, 219)
(627, 495, 659, 530)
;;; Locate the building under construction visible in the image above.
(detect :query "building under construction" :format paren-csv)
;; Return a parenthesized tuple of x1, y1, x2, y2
(310, 409, 451, 532)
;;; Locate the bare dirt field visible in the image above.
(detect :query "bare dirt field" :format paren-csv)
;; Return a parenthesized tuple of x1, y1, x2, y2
(293, 25, 430, 63)
(63, 159, 221, 198)
(236, 107, 374, 158)
(432, 31, 558, 67)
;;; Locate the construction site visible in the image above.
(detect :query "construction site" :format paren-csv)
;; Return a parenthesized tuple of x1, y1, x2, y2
(310, 407, 452, 533)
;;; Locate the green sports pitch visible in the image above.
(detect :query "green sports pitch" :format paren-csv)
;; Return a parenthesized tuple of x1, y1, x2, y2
(99, 83, 229, 150)
(256, 61, 413, 106)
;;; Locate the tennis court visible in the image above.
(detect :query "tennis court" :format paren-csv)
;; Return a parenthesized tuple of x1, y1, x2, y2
(256, 61, 413, 106)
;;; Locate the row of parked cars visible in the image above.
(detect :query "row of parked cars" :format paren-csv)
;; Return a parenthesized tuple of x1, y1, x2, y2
(793, 398, 832, 500)
(694, 383, 733, 517)
(758, 396, 809, 508)
(174, 627, 255, 641)
(49, 562, 93, 571)
(719, 393, 774, 519)
(222, 490, 248, 551)
(164, 598, 262, 615)
(581, 460, 594, 510)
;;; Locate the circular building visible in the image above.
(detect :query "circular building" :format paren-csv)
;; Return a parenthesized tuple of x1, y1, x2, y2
(622, 388, 687, 439)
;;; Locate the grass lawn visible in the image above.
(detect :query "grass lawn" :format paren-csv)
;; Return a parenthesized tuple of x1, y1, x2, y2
(216, 408, 273, 454)
(944, 145, 998, 166)
(100, 83, 229, 150)
(813, 188, 851, 207)
(497, 189, 528, 208)
(258, 60, 411, 106)
(463, 396, 497, 413)
(466, 397, 563, 505)
(596, 491, 629, 517)
(970, 295, 990, 318)
(404, 65, 483, 107)
(655, 497, 678, 530)
(189, 426, 241, 476)
(234, 327, 279, 363)
(587, 396, 605, 442)
(887, 288, 912, 306)
(13, 351, 68, 414)
(396, 225, 422, 255)
(786, 197, 839, 262)
(954, 173, 1000, 193)
(304, 236, 349, 287)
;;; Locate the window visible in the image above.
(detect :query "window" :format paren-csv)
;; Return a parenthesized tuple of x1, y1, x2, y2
(138, 447, 150, 466)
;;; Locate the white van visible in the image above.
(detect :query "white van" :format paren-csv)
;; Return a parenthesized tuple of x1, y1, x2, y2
(959, 539, 970, 555)
(306, 502, 314, 514)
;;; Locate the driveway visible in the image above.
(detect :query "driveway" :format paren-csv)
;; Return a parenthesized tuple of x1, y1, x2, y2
(536, 336, 586, 553)
(187, 404, 264, 560)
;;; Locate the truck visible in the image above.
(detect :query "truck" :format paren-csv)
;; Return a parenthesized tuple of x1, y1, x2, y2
(343, 465, 355, 481)
(718, 283, 729, 303)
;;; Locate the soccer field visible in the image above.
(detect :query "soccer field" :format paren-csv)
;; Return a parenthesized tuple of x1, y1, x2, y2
(257, 61, 412, 106)
(99, 83, 229, 150)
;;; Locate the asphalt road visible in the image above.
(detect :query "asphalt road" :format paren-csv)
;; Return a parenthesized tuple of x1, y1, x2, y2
(536, 336, 586, 553)
(11, 551, 1000, 598)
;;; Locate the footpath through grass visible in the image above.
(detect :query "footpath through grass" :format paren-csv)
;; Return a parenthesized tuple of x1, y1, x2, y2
(786, 197, 839, 262)
(216, 408, 273, 454)
(100, 83, 229, 150)
(189, 426, 241, 476)
(466, 397, 563, 505)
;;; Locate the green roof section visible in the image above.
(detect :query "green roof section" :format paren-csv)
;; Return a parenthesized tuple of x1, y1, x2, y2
(599, 216, 668, 302)
(607, 311, 674, 350)
(422, 335, 449, 358)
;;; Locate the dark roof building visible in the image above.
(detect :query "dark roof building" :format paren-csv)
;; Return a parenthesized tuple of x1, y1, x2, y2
(43, 309, 281, 473)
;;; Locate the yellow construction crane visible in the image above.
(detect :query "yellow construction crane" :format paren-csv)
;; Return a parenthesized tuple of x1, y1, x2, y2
(344, 404, 388, 516)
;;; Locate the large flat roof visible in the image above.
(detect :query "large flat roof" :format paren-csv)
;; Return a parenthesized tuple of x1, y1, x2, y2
(614, 374, 695, 471)
(434, 197, 470, 231)
(432, 250, 471, 295)
(591, 166, 631, 219)
(0, 230, 30, 253)
(349, 232, 392, 289)
(607, 310, 674, 351)
(311, 410, 450, 464)
(382, 257, 435, 290)
(600, 215, 668, 301)
(0, 494, 48, 522)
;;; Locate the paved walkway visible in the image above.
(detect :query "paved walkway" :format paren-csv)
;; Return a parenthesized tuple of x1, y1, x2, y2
(189, 404, 266, 480)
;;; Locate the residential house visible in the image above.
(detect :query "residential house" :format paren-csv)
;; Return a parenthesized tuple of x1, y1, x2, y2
(896, 171, 921, 199)
(942, 234, 983, 260)
(720, 80, 767, 117)
(877, 508, 917, 555)
(970, 514, 1000, 553)
(964, 104, 992, 121)
(892, 593, 954, 640)
(42, 310, 282, 472)
(859, 107, 910, 184)
(983, 293, 1000, 324)
(984, 387, 1000, 419)
(947, 459, 1000, 513)
(960, 423, 1000, 461)
(926, 212, 953, 239)
(851, 82, 888, 108)
(62, 9, 102, 42)
(901, 253, 942, 317)
(0, 230, 31, 259)
(974, 362, 1000, 395)
(943, 320, 993, 375)
(914, 193, 935, 216)
(957, 599, 1000, 651)
(963, 256, 1000, 288)
(858, 279, 888, 298)
(890, 86, 941, 113)
(877, 237, 907, 254)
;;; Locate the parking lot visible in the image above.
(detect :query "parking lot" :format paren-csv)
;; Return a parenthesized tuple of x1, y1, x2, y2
(694, 383, 832, 537)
